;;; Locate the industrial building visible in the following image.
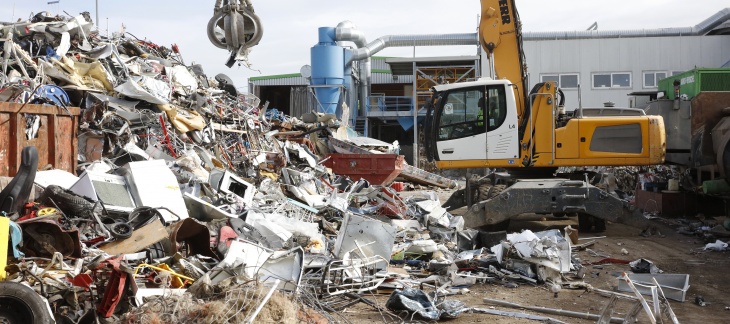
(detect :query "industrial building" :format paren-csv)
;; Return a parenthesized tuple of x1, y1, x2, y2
(249, 9, 730, 165)
(521, 9, 730, 109)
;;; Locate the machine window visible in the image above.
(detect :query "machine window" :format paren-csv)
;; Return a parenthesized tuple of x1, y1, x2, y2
(437, 86, 507, 141)
(438, 88, 482, 140)
(485, 86, 507, 131)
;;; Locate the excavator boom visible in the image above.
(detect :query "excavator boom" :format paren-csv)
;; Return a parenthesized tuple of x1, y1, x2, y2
(479, 0, 528, 120)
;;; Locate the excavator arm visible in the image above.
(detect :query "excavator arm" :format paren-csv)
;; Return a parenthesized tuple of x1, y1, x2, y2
(480, 0, 553, 166)
(479, 0, 529, 121)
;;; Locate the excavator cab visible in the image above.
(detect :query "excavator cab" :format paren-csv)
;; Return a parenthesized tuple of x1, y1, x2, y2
(425, 79, 666, 170)
(425, 78, 520, 168)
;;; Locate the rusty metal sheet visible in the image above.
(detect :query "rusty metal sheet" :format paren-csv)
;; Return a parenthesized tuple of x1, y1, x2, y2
(0, 113, 10, 176)
(168, 218, 218, 259)
(690, 92, 730, 134)
(18, 218, 82, 258)
(323, 154, 404, 186)
(0, 103, 80, 176)
(329, 137, 458, 188)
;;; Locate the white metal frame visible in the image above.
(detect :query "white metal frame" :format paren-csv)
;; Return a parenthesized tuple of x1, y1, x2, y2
(591, 72, 633, 89)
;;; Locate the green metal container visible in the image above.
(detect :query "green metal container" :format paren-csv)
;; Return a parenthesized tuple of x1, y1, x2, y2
(702, 178, 730, 194)
(658, 68, 730, 100)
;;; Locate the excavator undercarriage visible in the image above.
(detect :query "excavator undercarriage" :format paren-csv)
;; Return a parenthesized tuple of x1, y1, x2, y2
(443, 174, 649, 232)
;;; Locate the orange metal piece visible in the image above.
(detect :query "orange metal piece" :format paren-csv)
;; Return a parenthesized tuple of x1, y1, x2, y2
(322, 154, 404, 186)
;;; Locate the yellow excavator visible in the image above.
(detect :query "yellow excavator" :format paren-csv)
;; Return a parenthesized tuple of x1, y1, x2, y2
(424, 0, 666, 231)
(425, 0, 665, 170)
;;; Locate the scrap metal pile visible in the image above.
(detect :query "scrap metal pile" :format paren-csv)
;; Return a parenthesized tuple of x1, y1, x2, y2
(0, 9, 671, 324)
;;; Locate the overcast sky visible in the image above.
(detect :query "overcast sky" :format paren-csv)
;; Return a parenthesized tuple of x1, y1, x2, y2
(2, 1, 727, 92)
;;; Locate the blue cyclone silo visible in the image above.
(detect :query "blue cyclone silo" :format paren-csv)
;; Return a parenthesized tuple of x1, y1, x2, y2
(311, 27, 345, 115)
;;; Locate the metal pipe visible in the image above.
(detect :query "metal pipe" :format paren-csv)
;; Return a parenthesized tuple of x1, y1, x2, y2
(470, 308, 567, 324)
(412, 60, 418, 168)
(333, 25, 478, 146)
(335, 21, 369, 121)
(349, 33, 479, 62)
(482, 298, 625, 323)
(334, 23, 478, 107)
(577, 83, 584, 118)
(95, 0, 99, 27)
(245, 279, 280, 324)
(525, 8, 730, 40)
(335, 21, 366, 47)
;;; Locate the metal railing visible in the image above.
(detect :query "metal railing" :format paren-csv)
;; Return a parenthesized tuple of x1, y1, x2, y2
(365, 95, 413, 113)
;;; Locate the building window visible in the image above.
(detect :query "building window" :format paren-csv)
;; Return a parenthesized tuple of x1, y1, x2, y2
(643, 71, 668, 88)
(540, 73, 579, 89)
(592, 72, 632, 89)
(560, 74, 579, 89)
(541, 74, 559, 85)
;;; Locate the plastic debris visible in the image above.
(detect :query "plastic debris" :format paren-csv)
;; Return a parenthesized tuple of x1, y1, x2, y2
(703, 240, 728, 251)
(629, 258, 663, 274)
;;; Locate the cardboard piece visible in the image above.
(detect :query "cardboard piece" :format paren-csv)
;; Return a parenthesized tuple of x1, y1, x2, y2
(100, 219, 166, 255)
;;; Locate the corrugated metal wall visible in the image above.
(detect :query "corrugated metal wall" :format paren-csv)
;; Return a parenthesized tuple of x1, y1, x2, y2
(370, 73, 413, 84)
(370, 58, 392, 71)
(253, 76, 308, 87)
(289, 86, 315, 119)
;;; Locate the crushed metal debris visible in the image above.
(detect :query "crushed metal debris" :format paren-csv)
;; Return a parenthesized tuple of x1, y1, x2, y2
(0, 5, 689, 324)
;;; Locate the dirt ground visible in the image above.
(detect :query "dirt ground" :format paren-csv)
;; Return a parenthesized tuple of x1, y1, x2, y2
(340, 190, 730, 324)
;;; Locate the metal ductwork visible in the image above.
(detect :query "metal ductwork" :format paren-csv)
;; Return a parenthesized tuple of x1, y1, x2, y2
(335, 21, 370, 118)
(350, 33, 479, 62)
(336, 21, 367, 48)
(338, 31, 479, 116)
(524, 8, 730, 40)
(321, 23, 478, 120)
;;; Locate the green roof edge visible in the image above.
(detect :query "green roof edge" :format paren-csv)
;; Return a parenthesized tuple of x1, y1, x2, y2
(250, 70, 395, 82)
(249, 73, 302, 81)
